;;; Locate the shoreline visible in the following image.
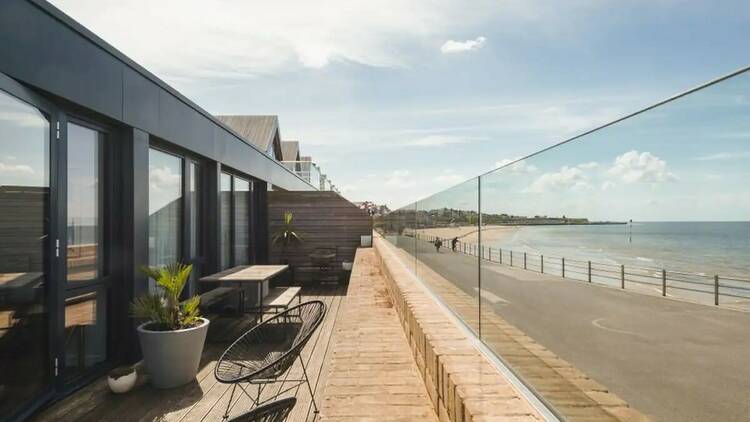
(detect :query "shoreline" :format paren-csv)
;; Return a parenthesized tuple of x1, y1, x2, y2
(415, 225, 518, 244)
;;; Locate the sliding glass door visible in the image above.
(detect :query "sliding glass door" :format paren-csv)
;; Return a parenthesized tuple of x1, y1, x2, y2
(0, 85, 53, 418)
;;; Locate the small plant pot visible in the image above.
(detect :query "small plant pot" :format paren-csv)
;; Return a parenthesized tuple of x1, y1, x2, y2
(107, 368, 137, 394)
(342, 261, 353, 271)
(137, 318, 210, 389)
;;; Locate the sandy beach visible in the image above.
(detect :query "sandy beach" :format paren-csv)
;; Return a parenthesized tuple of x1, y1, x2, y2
(415, 225, 517, 243)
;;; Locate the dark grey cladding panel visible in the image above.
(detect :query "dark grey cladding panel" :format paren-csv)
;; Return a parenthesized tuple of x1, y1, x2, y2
(157, 89, 214, 156)
(123, 68, 159, 134)
(0, 0, 123, 119)
(0, 0, 316, 192)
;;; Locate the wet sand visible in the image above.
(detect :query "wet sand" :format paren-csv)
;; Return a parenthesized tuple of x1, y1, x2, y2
(415, 225, 517, 244)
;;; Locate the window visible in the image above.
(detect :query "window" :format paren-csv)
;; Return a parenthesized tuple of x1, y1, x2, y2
(0, 88, 50, 418)
(67, 123, 101, 282)
(219, 172, 255, 269)
(234, 177, 251, 265)
(220, 172, 232, 269)
(189, 162, 200, 260)
(148, 149, 182, 270)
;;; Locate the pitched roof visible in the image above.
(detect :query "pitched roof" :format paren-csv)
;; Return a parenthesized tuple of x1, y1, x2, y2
(215, 115, 279, 155)
(281, 141, 300, 162)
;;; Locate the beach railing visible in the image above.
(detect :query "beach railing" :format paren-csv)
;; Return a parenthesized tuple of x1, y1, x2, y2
(416, 233, 750, 309)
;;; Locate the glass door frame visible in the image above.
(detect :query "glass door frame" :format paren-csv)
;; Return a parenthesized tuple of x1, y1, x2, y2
(148, 139, 206, 298)
(0, 72, 61, 420)
(56, 114, 114, 389)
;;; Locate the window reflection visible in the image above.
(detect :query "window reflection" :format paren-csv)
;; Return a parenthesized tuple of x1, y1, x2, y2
(220, 173, 232, 269)
(148, 149, 182, 271)
(67, 123, 100, 282)
(64, 291, 106, 378)
(234, 177, 251, 265)
(0, 89, 50, 417)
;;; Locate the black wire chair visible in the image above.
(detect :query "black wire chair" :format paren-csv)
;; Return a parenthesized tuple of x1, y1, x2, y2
(216, 300, 327, 421)
(228, 397, 297, 422)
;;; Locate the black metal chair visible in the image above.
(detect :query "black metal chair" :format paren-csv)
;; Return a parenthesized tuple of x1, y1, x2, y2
(215, 300, 326, 421)
(228, 397, 297, 422)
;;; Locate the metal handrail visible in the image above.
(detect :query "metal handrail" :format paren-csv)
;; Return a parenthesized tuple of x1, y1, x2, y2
(415, 233, 750, 307)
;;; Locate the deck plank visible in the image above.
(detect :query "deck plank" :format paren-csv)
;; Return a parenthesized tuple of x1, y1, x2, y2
(32, 285, 347, 422)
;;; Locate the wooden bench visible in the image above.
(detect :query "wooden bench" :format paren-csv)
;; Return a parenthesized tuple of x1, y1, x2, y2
(261, 286, 302, 312)
(198, 286, 240, 310)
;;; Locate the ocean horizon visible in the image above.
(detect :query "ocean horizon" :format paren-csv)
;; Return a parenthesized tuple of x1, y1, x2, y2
(484, 221, 750, 280)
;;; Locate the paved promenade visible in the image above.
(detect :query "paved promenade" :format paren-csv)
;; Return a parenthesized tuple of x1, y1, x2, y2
(400, 236, 750, 422)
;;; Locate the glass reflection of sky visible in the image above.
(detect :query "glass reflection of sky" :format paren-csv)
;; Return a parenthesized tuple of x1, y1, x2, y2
(148, 149, 182, 215)
(0, 90, 49, 188)
(412, 70, 750, 222)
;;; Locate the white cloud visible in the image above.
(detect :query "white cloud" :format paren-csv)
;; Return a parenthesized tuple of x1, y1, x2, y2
(149, 165, 181, 191)
(526, 165, 590, 193)
(49, 0, 506, 82)
(494, 158, 538, 174)
(601, 180, 615, 191)
(694, 151, 750, 161)
(0, 162, 34, 176)
(0, 111, 48, 128)
(607, 150, 677, 184)
(384, 170, 416, 189)
(577, 161, 599, 169)
(440, 36, 486, 53)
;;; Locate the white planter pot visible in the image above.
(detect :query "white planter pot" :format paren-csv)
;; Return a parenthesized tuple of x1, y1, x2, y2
(137, 317, 209, 389)
(107, 371, 137, 394)
(342, 262, 353, 271)
(361, 235, 372, 247)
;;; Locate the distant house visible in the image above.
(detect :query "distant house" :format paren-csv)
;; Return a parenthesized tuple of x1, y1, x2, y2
(281, 140, 301, 162)
(215, 115, 283, 161)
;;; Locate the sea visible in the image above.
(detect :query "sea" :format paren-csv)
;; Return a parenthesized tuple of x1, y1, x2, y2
(485, 221, 750, 281)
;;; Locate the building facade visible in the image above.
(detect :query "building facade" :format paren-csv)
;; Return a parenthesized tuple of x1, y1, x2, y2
(0, 1, 317, 419)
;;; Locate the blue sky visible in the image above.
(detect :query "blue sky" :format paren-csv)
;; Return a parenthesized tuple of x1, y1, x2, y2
(49, 0, 750, 210)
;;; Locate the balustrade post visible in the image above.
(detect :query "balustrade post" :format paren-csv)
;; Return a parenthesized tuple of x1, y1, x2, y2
(621, 264, 625, 289)
(510, 250, 513, 267)
(541, 255, 544, 273)
(662, 269, 667, 296)
(524, 252, 527, 269)
(588, 261, 592, 282)
(562, 258, 565, 278)
(714, 275, 719, 306)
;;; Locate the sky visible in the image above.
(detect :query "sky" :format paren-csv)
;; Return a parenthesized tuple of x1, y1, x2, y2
(47, 0, 750, 212)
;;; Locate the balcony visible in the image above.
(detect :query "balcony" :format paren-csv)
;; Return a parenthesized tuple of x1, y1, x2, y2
(281, 161, 323, 191)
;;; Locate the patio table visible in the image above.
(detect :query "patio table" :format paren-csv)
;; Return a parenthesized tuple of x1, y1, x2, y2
(199, 265, 288, 320)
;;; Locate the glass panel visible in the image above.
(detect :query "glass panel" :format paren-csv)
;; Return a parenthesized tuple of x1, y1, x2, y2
(66, 123, 100, 282)
(63, 290, 106, 379)
(0, 89, 50, 417)
(475, 72, 750, 420)
(148, 149, 182, 273)
(189, 162, 200, 260)
(415, 179, 480, 334)
(381, 67, 750, 422)
(220, 172, 232, 269)
(233, 177, 251, 265)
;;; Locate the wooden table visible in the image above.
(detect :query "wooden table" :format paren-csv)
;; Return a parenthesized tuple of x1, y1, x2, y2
(199, 265, 288, 318)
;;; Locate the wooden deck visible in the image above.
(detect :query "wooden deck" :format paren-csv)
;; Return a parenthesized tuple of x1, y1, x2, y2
(33, 284, 347, 422)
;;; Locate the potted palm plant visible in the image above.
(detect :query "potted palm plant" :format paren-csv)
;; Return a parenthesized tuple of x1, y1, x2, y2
(272, 211, 303, 285)
(131, 263, 209, 389)
(272, 210, 303, 261)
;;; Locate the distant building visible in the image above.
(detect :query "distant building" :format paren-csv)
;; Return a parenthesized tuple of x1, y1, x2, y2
(355, 201, 390, 216)
(215, 115, 283, 160)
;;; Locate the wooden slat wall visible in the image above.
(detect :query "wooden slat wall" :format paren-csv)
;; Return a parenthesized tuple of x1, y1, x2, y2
(268, 191, 371, 271)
